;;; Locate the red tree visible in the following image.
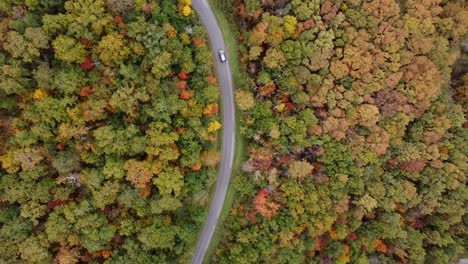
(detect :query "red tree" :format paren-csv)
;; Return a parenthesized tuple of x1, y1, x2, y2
(80, 57, 94, 71)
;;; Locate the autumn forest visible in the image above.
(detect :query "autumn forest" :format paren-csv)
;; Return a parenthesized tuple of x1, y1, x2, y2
(213, 0, 467, 263)
(1, 0, 222, 262)
(0, 0, 467, 263)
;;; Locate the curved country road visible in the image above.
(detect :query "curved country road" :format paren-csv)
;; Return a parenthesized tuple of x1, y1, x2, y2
(191, 0, 236, 263)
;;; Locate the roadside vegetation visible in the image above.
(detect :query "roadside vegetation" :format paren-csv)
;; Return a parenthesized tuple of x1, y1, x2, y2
(212, 0, 468, 263)
(0, 0, 223, 263)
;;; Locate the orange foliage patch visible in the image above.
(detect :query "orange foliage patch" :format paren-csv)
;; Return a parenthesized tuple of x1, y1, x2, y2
(139, 183, 152, 198)
(180, 89, 192, 99)
(79, 86, 92, 97)
(106, 103, 116, 113)
(375, 239, 387, 253)
(82, 110, 90, 119)
(177, 81, 187, 90)
(192, 163, 202, 171)
(314, 236, 326, 251)
(114, 16, 126, 27)
(203, 103, 219, 116)
(252, 9, 263, 19)
(192, 37, 206, 48)
(439, 146, 449, 154)
(259, 83, 276, 97)
(395, 202, 405, 213)
(166, 27, 177, 38)
(207, 76, 217, 85)
(252, 188, 279, 219)
(95, 250, 112, 259)
(329, 228, 339, 240)
(236, 3, 249, 19)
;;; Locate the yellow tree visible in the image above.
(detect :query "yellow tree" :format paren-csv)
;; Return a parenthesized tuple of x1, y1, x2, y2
(97, 32, 130, 65)
(208, 120, 222, 133)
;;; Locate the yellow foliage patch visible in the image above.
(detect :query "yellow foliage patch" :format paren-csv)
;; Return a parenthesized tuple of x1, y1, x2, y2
(182, 5, 191, 16)
(277, 103, 285, 112)
(180, 0, 192, 6)
(33, 88, 48, 100)
(207, 120, 222, 133)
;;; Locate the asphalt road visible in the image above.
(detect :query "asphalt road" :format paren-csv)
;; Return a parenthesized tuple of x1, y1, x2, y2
(190, 0, 236, 263)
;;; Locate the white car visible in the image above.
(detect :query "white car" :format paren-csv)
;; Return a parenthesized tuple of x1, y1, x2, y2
(219, 50, 226, 62)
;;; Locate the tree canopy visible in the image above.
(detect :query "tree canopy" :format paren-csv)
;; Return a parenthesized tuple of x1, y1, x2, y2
(0, 0, 221, 262)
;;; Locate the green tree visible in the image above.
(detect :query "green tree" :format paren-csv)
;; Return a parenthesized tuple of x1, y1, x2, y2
(153, 167, 184, 197)
(93, 125, 146, 156)
(52, 35, 86, 63)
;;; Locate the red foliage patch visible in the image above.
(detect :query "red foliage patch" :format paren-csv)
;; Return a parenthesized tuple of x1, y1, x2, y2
(80, 57, 94, 71)
(79, 38, 95, 49)
(48, 199, 66, 209)
(103, 206, 111, 214)
(346, 232, 357, 241)
(114, 16, 126, 27)
(410, 219, 424, 230)
(244, 210, 257, 223)
(258, 188, 269, 196)
(276, 154, 292, 165)
(57, 143, 65, 151)
(285, 102, 295, 110)
(144, 3, 152, 13)
(178, 72, 188, 80)
(311, 162, 323, 174)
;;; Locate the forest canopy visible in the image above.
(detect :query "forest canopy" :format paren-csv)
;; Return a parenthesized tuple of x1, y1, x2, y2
(0, 0, 221, 263)
(213, 0, 468, 263)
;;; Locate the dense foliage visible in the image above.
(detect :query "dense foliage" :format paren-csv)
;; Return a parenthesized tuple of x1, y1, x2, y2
(214, 0, 467, 263)
(0, 0, 221, 263)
